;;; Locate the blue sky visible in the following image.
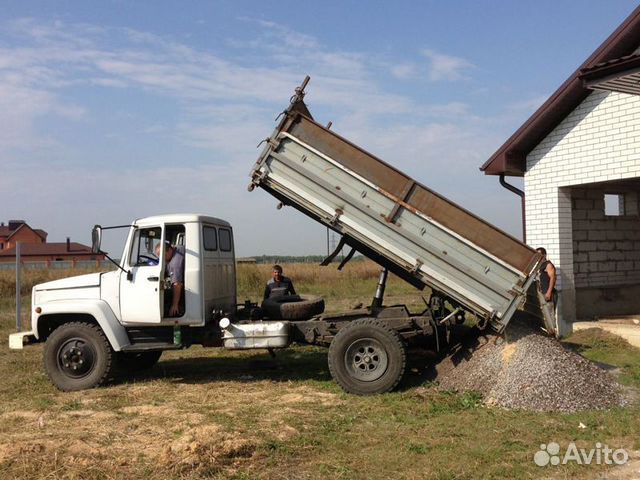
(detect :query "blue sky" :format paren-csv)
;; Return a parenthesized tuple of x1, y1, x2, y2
(1, 1, 638, 256)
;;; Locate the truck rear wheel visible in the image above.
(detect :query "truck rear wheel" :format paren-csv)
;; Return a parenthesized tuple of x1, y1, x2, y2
(328, 319, 406, 395)
(43, 322, 115, 391)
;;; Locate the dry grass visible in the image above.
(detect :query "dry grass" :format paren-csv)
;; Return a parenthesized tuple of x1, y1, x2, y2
(0, 265, 639, 479)
(0, 268, 102, 297)
(237, 261, 426, 313)
(1, 261, 425, 315)
(236, 261, 386, 299)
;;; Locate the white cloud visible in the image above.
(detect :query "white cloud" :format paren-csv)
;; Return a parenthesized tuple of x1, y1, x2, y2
(0, 17, 525, 256)
(424, 102, 471, 118)
(0, 160, 327, 256)
(89, 77, 128, 88)
(238, 17, 320, 50)
(0, 82, 57, 151)
(390, 63, 418, 79)
(422, 48, 474, 81)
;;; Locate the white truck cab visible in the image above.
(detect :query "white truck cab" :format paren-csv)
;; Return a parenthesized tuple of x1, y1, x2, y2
(9, 213, 240, 390)
(112, 213, 237, 327)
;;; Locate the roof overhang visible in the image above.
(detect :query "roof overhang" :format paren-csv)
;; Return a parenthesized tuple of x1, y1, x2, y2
(580, 54, 640, 95)
(480, 5, 640, 177)
(481, 151, 527, 176)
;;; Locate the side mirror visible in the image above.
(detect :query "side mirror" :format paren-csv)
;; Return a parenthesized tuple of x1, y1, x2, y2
(91, 225, 102, 254)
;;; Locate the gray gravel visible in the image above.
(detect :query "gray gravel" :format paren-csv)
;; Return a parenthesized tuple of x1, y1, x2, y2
(434, 319, 629, 412)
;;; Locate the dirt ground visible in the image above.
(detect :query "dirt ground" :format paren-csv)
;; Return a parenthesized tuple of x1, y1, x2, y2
(1, 332, 639, 479)
(1, 267, 640, 479)
(0, 379, 341, 478)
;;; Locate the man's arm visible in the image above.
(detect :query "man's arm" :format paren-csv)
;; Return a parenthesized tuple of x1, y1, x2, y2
(263, 284, 271, 300)
(288, 280, 296, 296)
(545, 263, 557, 301)
(169, 282, 183, 317)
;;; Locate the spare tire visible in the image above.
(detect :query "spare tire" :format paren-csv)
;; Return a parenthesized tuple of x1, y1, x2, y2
(261, 295, 325, 320)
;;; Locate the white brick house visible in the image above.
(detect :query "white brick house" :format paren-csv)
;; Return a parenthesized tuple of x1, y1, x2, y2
(481, 6, 640, 335)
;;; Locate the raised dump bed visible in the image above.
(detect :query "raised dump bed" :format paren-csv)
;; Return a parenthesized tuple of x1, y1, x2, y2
(250, 78, 542, 333)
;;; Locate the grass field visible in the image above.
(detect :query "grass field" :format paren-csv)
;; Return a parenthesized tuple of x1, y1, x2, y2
(0, 263, 639, 479)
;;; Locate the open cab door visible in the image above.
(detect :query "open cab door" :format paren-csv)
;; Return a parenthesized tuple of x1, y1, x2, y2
(119, 226, 164, 324)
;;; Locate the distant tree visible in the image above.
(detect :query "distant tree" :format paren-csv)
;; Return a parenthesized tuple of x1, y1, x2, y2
(253, 254, 364, 264)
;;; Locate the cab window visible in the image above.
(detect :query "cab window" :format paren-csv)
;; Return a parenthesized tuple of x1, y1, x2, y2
(203, 226, 218, 251)
(219, 228, 232, 252)
(130, 227, 161, 266)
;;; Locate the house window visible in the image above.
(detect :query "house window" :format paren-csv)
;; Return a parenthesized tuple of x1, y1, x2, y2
(604, 194, 624, 216)
(604, 192, 639, 217)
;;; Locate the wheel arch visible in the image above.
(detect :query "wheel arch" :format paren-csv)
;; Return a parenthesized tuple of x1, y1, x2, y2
(34, 300, 130, 351)
(37, 313, 97, 341)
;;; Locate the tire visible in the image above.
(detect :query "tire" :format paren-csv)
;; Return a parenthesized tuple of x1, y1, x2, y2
(43, 322, 115, 392)
(328, 319, 406, 395)
(261, 295, 325, 320)
(117, 351, 162, 373)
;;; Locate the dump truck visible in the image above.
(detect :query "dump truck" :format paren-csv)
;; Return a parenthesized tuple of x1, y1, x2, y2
(9, 77, 543, 395)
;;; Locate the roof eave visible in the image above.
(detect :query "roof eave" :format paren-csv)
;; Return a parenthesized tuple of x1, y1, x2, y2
(481, 153, 525, 177)
(480, 75, 591, 176)
(480, 5, 640, 176)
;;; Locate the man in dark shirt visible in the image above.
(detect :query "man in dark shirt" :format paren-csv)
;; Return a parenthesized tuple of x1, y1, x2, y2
(536, 247, 557, 336)
(263, 265, 296, 300)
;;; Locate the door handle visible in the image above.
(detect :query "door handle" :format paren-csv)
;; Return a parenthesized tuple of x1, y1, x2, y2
(147, 276, 159, 281)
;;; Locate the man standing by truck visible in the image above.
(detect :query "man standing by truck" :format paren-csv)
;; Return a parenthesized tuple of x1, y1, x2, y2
(264, 265, 296, 299)
(536, 247, 557, 335)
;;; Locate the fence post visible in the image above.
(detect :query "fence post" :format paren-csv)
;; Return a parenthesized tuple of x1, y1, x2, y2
(16, 242, 21, 332)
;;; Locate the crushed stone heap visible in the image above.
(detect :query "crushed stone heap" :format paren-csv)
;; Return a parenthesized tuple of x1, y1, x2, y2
(434, 319, 629, 412)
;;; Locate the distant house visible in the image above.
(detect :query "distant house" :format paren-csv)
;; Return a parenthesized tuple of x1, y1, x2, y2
(480, 6, 640, 335)
(0, 220, 104, 263)
(0, 220, 47, 250)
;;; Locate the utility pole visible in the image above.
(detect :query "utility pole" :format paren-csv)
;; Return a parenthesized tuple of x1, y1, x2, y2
(326, 227, 330, 256)
(325, 229, 344, 263)
(16, 242, 21, 332)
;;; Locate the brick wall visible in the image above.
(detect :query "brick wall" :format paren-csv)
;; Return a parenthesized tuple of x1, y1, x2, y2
(524, 88, 640, 324)
(571, 187, 640, 288)
(5, 228, 44, 250)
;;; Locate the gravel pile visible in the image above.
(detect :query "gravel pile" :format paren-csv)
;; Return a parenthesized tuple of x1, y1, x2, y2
(435, 319, 629, 412)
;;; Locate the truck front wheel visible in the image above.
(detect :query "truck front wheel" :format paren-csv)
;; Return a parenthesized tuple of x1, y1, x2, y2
(328, 319, 406, 395)
(43, 322, 115, 391)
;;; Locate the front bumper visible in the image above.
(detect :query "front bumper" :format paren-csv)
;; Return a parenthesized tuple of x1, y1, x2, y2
(9, 331, 37, 350)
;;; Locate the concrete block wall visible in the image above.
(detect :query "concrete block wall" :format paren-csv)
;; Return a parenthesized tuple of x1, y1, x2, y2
(571, 187, 640, 288)
(524, 88, 640, 326)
